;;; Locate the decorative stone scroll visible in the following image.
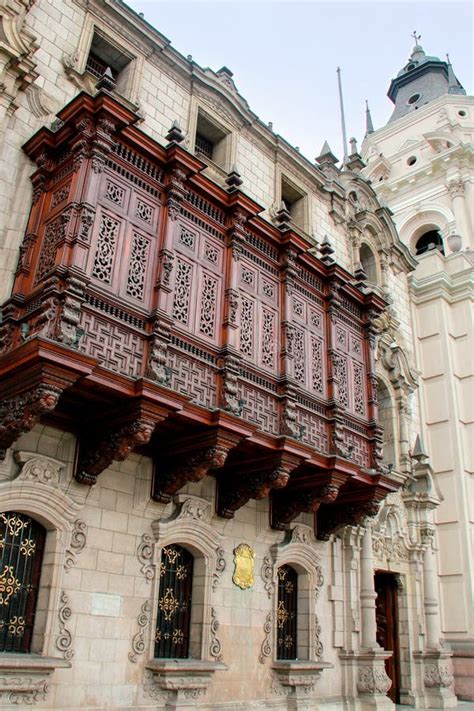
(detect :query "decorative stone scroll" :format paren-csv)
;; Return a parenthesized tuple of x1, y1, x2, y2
(137, 532, 155, 582)
(0, 677, 49, 706)
(209, 608, 223, 662)
(212, 547, 226, 591)
(64, 519, 87, 572)
(129, 600, 151, 663)
(14, 452, 64, 487)
(260, 556, 275, 599)
(259, 612, 273, 664)
(56, 591, 74, 661)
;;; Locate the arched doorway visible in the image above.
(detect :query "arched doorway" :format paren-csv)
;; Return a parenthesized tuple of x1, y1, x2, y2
(375, 571, 401, 703)
(377, 379, 396, 468)
(414, 229, 444, 256)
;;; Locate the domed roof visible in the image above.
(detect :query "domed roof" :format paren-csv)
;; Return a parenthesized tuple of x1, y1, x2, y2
(396, 43, 443, 78)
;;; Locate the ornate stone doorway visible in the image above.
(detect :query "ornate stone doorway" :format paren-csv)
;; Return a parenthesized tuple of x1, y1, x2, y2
(375, 571, 401, 703)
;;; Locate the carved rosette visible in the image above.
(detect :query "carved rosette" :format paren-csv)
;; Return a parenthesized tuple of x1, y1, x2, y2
(357, 666, 392, 695)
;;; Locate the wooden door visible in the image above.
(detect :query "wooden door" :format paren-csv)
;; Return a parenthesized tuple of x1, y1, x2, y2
(374, 572, 401, 703)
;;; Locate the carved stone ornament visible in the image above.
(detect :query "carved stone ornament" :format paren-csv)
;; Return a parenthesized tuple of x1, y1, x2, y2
(259, 612, 273, 664)
(129, 600, 151, 663)
(357, 665, 392, 695)
(232, 543, 255, 589)
(0, 677, 49, 706)
(314, 614, 323, 661)
(179, 496, 211, 521)
(212, 547, 226, 591)
(137, 533, 155, 582)
(209, 608, 223, 662)
(64, 519, 87, 572)
(14, 451, 64, 487)
(424, 663, 454, 689)
(261, 556, 275, 599)
(56, 591, 74, 660)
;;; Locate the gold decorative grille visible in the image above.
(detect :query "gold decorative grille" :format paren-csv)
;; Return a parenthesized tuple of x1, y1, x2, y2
(155, 545, 193, 659)
(0, 512, 45, 653)
(276, 564, 297, 660)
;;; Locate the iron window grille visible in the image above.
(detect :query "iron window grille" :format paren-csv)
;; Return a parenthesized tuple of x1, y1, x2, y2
(85, 53, 117, 81)
(276, 564, 298, 660)
(0, 512, 46, 653)
(195, 133, 214, 160)
(155, 545, 193, 659)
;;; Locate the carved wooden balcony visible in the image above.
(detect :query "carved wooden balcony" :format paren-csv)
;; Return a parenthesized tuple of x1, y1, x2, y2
(0, 90, 397, 537)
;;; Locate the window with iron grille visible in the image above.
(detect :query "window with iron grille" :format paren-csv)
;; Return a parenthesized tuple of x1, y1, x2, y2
(195, 133, 214, 160)
(155, 545, 193, 659)
(276, 564, 298, 660)
(85, 53, 118, 81)
(0, 512, 46, 653)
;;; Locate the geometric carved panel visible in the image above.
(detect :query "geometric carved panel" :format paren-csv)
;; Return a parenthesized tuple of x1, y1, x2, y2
(238, 382, 279, 435)
(296, 408, 329, 454)
(79, 310, 144, 377)
(343, 429, 370, 468)
(168, 350, 216, 409)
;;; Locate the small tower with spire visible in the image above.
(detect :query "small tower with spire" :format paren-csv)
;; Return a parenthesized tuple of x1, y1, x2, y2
(386, 33, 465, 122)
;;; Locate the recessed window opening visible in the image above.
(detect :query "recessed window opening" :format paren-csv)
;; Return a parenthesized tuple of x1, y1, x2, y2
(458, 110, 467, 118)
(407, 93, 421, 105)
(277, 565, 298, 660)
(406, 63, 417, 71)
(86, 32, 132, 80)
(407, 156, 417, 166)
(0, 512, 46, 654)
(281, 176, 306, 229)
(415, 230, 444, 256)
(359, 243, 378, 284)
(194, 112, 229, 168)
(377, 380, 396, 467)
(155, 544, 193, 659)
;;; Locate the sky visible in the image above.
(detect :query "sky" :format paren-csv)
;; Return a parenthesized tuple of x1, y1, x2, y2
(126, 1, 473, 164)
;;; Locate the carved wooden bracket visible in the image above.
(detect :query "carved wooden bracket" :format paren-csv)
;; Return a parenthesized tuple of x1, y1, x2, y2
(216, 452, 301, 519)
(0, 384, 62, 460)
(316, 498, 381, 541)
(152, 429, 241, 503)
(75, 402, 168, 485)
(271, 476, 342, 531)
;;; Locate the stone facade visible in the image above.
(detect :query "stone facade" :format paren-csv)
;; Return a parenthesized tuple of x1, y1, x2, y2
(362, 45, 473, 701)
(0, 1, 463, 709)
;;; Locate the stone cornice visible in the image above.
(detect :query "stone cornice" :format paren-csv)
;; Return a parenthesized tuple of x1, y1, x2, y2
(408, 265, 474, 303)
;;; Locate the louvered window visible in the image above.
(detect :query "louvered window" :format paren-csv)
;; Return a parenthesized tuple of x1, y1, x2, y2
(0, 512, 46, 653)
(276, 564, 298, 660)
(155, 545, 193, 659)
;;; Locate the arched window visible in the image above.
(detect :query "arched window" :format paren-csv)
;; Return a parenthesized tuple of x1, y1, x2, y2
(155, 544, 193, 659)
(415, 230, 444, 256)
(377, 380, 396, 468)
(0, 512, 46, 654)
(359, 243, 378, 284)
(276, 564, 298, 660)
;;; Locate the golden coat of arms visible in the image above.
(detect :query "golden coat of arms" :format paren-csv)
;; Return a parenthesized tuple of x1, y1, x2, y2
(232, 543, 255, 589)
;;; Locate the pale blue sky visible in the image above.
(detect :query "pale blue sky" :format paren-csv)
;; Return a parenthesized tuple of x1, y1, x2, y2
(126, 1, 473, 163)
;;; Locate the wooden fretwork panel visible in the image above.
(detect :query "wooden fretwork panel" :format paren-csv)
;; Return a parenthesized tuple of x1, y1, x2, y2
(171, 220, 224, 345)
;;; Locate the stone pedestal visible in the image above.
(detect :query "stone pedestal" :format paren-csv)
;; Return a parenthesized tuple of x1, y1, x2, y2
(146, 659, 226, 709)
(356, 650, 394, 711)
(272, 660, 333, 710)
(413, 651, 457, 709)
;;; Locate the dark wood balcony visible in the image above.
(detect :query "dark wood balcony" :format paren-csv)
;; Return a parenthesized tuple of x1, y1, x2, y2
(0, 90, 397, 537)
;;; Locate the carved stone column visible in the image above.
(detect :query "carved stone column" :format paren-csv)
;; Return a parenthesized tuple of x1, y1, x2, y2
(360, 522, 379, 651)
(423, 532, 442, 651)
(447, 180, 471, 249)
